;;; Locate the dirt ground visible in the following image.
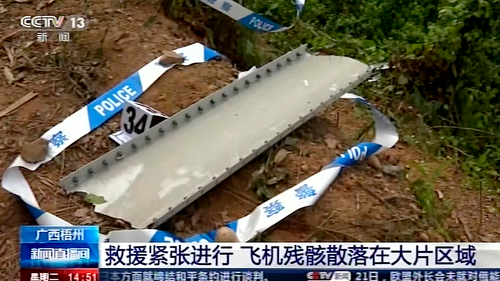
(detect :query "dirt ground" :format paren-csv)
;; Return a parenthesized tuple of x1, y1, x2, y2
(1, 0, 499, 279)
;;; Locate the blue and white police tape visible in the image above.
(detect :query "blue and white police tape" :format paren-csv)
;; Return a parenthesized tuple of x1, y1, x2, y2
(1, 43, 221, 229)
(198, 0, 306, 32)
(104, 93, 399, 243)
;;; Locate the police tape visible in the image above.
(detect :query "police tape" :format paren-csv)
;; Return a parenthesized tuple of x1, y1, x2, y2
(104, 92, 399, 243)
(197, 0, 306, 32)
(2, 44, 398, 243)
(1, 43, 221, 231)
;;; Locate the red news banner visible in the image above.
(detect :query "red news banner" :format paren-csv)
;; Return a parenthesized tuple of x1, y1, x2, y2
(21, 268, 99, 281)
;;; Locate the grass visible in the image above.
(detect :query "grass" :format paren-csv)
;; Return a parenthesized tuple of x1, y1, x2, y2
(409, 161, 455, 237)
(159, 0, 498, 241)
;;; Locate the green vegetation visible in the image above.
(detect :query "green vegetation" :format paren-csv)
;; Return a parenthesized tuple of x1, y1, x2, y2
(410, 161, 454, 237)
(163, 0, 500, 195)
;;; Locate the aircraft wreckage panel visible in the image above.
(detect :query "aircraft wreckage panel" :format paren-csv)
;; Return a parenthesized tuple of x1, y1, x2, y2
(61, 46, 372, 228)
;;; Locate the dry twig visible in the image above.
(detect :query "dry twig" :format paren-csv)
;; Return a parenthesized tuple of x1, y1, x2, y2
(356, 180, 385, 203)
(0, 30, 20, 44)
(303, 212, 336, 242)
(221, 188, 361, 241)
(459, 217, 473, 242)
(0, 92, 38, 119)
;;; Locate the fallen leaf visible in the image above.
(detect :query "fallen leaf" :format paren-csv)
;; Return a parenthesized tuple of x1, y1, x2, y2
(74, 208, 88, 217)
(250, 164, 266, 184)
(256, 185, 272, 200)
(220, 210, 231, 222)
(398, 74, 408, 85)
(3, 66, 14, 84)
(83, 193, 107, 205)
(435, 189, 444, 200)
(15, 71, 26, 81)
(382, 165, 405, 177)
(37, 0, 55, 10)
(299, 148, 311, 157)
(324, 138, 339, 149)
(80, 218, 94, 225)
(191, 211, 202, 225)
(24, 41, 35, 48)
(486, 206, 497, 214)
(368, 155, 382, 170)
(174, 220, 185, 232)
(36, 1, 45, 9)
(0, 240, 8, 256)
(3, 45, 15, 68)
(114, 219, 129, 228)
(274, 148, 290, 164)
(266, 173, 287, 185)
(283, 137, 298, 147)
(114, 31, 130, 42)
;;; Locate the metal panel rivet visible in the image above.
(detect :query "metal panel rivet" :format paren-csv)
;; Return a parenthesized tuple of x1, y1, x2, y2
(234, 87, 239, 92)
(310, 109, 313, 112)
(330, 95, 334, 98)
(172, 120, 178, 125)
(88, 168, 93, 174)
(145, 136, 151, 141)
(185, 113, 191, 118)
(245, 80, 250, 85)
(116, 152, 124, 160)
(198, 186, 202, 190)
(288, 124, 292, 127)
(198, 106, 203, 111)
(277, 63, 282, 67)
(72, 177, 78, 183)
(264, 140, 268, 143)
(256, 74, 261, 79)
(297, 52, 302, 57)
(252, 149, 256, 152)
(183, 196, 187, 200)
(239, 158, 242, 161)
(267, 69, 271, 73)
(222, 93, 227, 97)
(212, 176, 216, 180)
(226, 167, 229, 171)
(131, 143, 137, 149)
(210, 99, 215, 104)
(168, 207, 172, 211)
(103, 160, 108, 166)
(287, 57, 292, 62)
(159, 127, 165, 133)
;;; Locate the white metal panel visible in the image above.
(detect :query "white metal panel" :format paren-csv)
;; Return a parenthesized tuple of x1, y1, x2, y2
(61, 46, 371, 228)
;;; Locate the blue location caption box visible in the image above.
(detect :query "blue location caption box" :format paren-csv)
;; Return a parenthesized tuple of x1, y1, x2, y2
(20, 226, 99, 268)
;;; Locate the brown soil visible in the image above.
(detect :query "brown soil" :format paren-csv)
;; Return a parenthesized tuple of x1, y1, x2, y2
(0, 0, 499, 279)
